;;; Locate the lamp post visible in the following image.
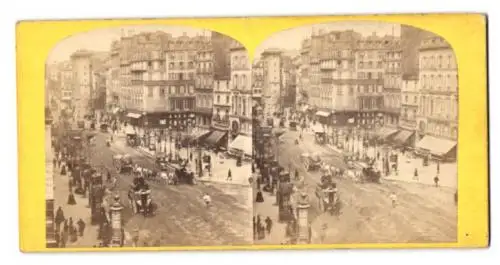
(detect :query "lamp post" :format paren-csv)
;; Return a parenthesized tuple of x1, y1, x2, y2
(296, 192, 311, 244)
(109, 194, 124, 247)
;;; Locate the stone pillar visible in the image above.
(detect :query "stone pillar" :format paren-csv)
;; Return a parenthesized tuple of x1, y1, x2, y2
(296, 192, 311, 244)
(109, 195, 124, 247)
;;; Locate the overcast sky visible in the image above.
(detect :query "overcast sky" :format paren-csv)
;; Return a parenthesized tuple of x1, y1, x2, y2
(255, 21, 401, 60)
(47, 25, 209, 63)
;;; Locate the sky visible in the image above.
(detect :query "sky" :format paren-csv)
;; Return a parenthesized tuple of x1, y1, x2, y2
(254, 21, 401, 60)
(47, 25, 209, 63)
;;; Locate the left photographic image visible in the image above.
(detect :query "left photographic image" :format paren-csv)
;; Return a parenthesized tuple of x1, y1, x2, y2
(45, 25, 253, 248)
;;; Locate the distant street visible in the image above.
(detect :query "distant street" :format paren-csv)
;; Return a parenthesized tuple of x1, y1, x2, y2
(83, 130, 252, 246)
(254, 126, 457, 244)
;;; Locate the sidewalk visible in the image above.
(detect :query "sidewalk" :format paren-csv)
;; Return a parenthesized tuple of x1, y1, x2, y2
(198, 152, 252, 186)
(384, 155, 457, 188)
(52, 163, 99, 247)
(253, 183, 288, 244)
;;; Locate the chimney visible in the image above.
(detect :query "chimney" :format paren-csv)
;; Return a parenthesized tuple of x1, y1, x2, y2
(372, 32, 377, 37)
(183, 32, 187, 37)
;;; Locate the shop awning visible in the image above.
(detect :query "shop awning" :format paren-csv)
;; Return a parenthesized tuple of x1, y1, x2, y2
(376, 127, 399, 140)
(126, 113, 142, 119)
(393, 130, 415, 145)
(229, 134, 253, 156)
(189, 129, 211, 141)
(204, 130, 227, 147)
(315, 111, 331, 117)
(416, 135, 457, 156)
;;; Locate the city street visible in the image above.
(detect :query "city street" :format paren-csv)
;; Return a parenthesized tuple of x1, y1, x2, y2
(85, 130, 253, 247)
(254, 128, 457, 244)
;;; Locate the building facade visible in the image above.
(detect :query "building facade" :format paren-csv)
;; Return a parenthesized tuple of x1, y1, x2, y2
(383, 41, 403, 128)
(398, 75, 419, 147)
(252, 60, 264, 105)
(194, 40, 214, 132)
(70, 49, 94, 120)
(417, 36, 459, 142)
(261, 49, 282, 120)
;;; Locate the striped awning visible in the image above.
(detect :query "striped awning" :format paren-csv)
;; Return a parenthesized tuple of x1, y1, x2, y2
(376, 127, 399, 140)
(204, 130, 227, 147)
(416, 136, 457, 156)
(393, 130, 415, 145)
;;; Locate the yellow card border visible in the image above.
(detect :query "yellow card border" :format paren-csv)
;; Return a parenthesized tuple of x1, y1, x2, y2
(16, 13, 489, 252)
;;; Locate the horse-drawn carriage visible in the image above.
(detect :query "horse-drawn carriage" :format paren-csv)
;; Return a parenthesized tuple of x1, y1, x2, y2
(155, 152, 169, 170)
(162, 163, 195, 185)
(128, 178, 156, 217)
(315, 174, 341, 216)
(112, 154, 133, 173)
(289, 121, 297, 131)
(360, 164, 382, 183)
(301, 153, 322, 171)
(100, 123, 108, 133)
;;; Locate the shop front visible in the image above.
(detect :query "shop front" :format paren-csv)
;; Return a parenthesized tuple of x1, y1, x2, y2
(415, 135, 457, 162)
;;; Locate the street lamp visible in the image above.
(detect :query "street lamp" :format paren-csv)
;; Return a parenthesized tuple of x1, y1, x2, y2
(109, 194, 124, 247)
(296, 192, 311, 244)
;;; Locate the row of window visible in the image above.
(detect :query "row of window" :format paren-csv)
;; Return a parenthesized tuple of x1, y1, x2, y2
(231, 95, 252, 117)
(147, 85, 196, 97)
(427, 122, 458, 139)
(358, 61, 384, 69)
(419, 96, 458, 120)
(196, 94, 213, 108)
(420, 53, 456, 69)
(232, 55, 249, 69)
(420, 73, 458, 91)
(160, 99, 195, 111)
(232, 74, 249, 90)
(315, 84, 384, 98)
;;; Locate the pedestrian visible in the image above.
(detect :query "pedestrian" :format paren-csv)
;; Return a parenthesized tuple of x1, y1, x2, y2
(295, 169, 299, 181)
(413, 168, 419, 181)
(255, 189, 264, 203)
(67, 191, 76, 205)
(265, 216, 273, 234)
(60, 230, 68, 248)
(389, 192, 397, 208)
(53, 157, 57, 168)
(454, 191, 458, 205)
(77, 218, 86, 237)
(437, 161, 440, 174)
(55, 206, 65, 232)
(107, 171, 111, 182)
(434, 175, 440, 187)
(189, 152, 193, 161)
(253, 217, 257, 239)
(202, 193, 212, 208)
(226, 169, 232, 181)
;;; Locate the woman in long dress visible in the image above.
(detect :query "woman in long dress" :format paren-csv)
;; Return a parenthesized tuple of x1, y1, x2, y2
(67, 191, 77, 205)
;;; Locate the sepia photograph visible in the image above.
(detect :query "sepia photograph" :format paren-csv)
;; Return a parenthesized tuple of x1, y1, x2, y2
(251, 21, 458, 245)
(44, 26, 254, 248)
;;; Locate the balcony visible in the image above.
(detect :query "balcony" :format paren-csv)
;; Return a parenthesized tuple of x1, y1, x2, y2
(144, 80, 167, 86)
(131, 80, 143, 85)
(196, 67, 214, 74)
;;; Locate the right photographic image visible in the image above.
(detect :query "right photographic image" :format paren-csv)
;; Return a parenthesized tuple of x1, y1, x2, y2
(251, 21, 458, 245)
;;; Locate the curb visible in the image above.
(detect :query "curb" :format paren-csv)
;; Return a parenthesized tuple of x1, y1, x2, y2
(198, 178, 251, 188)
